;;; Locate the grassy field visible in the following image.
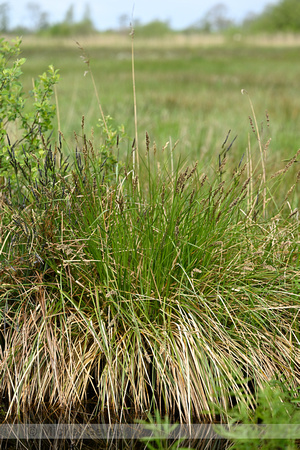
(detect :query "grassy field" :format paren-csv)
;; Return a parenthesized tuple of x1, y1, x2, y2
(0, 34, 300, 433)
(18, 33, 300, 170)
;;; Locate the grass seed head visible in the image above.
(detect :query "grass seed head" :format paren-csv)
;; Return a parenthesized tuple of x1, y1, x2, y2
(249, 116, 256, 134)
(145, 131, 150, 154)
(266, 110, 270, 127)
(200, 174, 208, 187)
(153, 141, 157, 155)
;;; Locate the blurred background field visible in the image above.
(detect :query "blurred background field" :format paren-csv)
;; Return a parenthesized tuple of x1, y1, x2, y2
(16, 32, 300, 174)
(3, 0, 300, 173)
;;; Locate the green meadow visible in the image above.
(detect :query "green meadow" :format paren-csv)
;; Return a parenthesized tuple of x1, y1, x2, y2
(0, 34, 300, 439)
(19, 34, 300, 167)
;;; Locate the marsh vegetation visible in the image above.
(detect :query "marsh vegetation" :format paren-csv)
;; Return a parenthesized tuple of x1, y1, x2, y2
(0, 34, 299, 449)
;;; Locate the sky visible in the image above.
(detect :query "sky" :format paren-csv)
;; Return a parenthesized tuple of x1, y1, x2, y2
(7, 0, 277, 31)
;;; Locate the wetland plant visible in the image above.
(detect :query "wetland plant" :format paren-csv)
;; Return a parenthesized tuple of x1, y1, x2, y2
(0, 37, 299, 426)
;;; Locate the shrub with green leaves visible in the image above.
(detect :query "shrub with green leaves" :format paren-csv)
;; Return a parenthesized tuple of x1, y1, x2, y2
(216, 379, 300, 449)
(0, 37, 59, 184)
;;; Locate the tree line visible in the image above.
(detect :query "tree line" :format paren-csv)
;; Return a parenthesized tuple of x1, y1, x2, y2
(1, 0, 300, 36)
(0, 2, 95, 36)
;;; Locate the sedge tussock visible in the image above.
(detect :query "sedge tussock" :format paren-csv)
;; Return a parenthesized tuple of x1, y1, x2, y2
(1, 44, 300, 422)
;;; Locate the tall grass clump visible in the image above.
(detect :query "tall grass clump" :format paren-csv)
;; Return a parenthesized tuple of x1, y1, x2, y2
(0, 37, 299, 424)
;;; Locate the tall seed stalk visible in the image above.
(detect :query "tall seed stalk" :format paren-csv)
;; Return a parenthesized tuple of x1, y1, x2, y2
(130, 25, 140, 187)
(76, 41, 108, 133)
(242, 89, 267, 218)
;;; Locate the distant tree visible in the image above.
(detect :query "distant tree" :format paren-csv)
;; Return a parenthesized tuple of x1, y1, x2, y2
(82, 3, 92, 23)
(118, 13, 130, 31)
(134, 19, 173, 37)
(37, 11, 49, 30)
(133, 18, 142, 28)
(246, 0, 300, 32)
(203, 3, 234, 32)
(0, 2, 9, 32)
(46, 2, 96, 36)
(187, 3, 234, 33)
(64, 4, 75, 25)
(26, 2, 49, 31)
(80, 3, 95, 30)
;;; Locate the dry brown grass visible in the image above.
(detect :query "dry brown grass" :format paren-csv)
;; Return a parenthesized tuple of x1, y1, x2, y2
(18, 32, 300, 50)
